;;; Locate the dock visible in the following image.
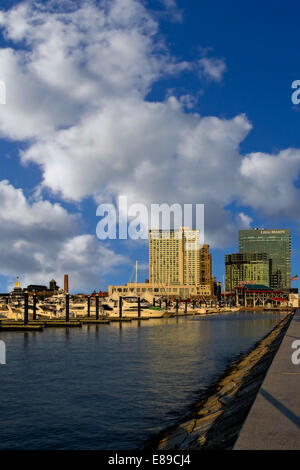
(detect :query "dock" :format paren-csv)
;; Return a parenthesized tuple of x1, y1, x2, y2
(109, 317, 132, 322)
(80, 318, 110, 324)
(234, 308, 300, 450)
(0, 324, 43, 331)
(43, 321, 82, 328)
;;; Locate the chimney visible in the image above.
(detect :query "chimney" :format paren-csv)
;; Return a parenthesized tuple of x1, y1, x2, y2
(64, 274, 69, 294)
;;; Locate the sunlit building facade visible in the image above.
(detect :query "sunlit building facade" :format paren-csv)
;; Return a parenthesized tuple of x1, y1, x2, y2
(149, 227, 213, 295)
(225, 253, 270, 291)
(239, 229, 291, 289)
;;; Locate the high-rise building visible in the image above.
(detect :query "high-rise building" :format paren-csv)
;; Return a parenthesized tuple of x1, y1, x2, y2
(238, 229, 291, 289)
(199, 244, 213, 291)
(149, 227, 212, 291)
(225, 253, 271, 291)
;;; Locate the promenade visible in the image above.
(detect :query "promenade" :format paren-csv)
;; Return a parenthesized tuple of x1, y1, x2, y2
(234, 309, 300, 450)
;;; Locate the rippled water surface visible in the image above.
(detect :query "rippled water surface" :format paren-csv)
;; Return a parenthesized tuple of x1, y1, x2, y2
(0, 312, 283, 449)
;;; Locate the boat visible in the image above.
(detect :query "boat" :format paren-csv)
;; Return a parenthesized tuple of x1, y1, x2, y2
(102, 295, 166, 318)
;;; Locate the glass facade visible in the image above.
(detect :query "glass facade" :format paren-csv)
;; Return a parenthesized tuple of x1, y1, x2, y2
(225, 253, 270, 291)
(238, 229, 291, 289)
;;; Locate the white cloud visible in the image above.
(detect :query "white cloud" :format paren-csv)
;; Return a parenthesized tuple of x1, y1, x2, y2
(198, 57, 227, 82)
(0, 0, 190, 140)
(0, 180, 127, 291)
(238, 212, 253, 229)
(240, 149, 300, 217)
(0, 0, 298, 263)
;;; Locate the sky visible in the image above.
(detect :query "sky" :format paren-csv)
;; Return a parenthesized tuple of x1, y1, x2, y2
(0, 0, 300, 292)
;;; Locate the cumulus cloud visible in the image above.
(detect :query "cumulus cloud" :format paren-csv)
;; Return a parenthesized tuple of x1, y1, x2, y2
(240, 149, 300, 217)
(0, 0, 191, 140)
(0, 0, 298, 269)
(0, 180, 127, 291)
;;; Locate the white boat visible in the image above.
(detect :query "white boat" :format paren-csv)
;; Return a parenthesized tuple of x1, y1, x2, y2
(102, 295, 166, 318)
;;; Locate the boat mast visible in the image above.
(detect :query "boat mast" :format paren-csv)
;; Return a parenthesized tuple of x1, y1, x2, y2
(135, 260, 138, 293)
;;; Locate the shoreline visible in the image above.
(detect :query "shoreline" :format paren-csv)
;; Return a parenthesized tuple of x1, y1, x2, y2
(143, 311, 293, 450)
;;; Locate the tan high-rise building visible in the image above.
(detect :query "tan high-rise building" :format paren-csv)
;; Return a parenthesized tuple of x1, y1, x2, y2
(149, 227, 212, 292)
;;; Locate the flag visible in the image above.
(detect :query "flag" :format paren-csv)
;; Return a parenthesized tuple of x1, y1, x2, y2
(291, 275, 298, 281)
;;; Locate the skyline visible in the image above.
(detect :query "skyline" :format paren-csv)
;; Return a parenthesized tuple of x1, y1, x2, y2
(10, 225, 296, 296)
(0, 0, 300, 292)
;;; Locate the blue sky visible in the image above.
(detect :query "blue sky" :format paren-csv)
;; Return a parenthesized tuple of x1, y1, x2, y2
(0, 0, 299, 292)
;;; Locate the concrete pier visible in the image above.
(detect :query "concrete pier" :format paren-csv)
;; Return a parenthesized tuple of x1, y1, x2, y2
(145, 313, 292, 450)
(234, 309, 300, 450)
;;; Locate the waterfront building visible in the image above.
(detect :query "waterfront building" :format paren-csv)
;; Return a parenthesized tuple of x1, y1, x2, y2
(222, 284, 298, 308)
(239, 229, 291, 289)
(108, 282, 211, 299)
(49, 279, 58, 291)
(26, 284, 48, 292)
(11, 276, 23, 299)
(212, 277, 222, 300)
(225, 253, 270, 291)
(149, 227, 213, 295)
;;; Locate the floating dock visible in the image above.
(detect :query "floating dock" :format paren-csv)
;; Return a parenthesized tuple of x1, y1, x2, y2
(109, 317, 132, 322)
(0, 324, 43, 331)
(80, 319, 110, 324)
(43, 321, 82, 328)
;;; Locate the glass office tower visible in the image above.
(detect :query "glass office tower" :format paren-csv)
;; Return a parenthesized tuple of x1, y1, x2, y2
(239, 229, 291, 289)
(225, 253, 270, 291)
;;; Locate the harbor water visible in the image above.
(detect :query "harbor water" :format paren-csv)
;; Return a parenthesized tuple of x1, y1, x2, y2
(0, 312, 283, 449)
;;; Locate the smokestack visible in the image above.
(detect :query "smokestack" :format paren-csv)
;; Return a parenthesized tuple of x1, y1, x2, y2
(64, 274, 69, 294)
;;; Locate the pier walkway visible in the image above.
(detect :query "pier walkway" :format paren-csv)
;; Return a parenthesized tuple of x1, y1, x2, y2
(234, 309, 300, 450)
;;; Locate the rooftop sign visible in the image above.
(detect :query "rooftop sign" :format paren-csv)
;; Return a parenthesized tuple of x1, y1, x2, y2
(260, 230, 287, 235)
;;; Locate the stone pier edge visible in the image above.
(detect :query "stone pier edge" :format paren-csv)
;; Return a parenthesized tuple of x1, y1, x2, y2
(143, 311, 294, 450)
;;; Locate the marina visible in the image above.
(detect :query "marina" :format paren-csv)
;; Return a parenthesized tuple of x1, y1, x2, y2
(0, 290, 293, 332)
(0, 0, 299, 455)
(0, 311, 285, 450)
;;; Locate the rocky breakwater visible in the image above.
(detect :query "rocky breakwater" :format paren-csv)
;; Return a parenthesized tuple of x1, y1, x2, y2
(145, 312, 293, 450)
